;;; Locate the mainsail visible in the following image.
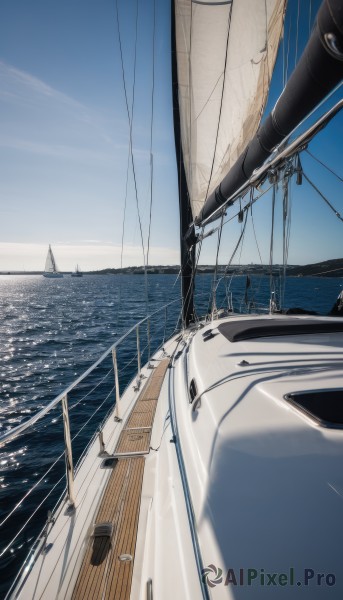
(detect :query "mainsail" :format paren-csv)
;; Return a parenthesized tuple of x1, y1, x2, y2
(174, 0, 286, 221)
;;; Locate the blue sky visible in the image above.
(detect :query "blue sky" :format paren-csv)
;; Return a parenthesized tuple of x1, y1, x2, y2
(0, 0, 342, 271)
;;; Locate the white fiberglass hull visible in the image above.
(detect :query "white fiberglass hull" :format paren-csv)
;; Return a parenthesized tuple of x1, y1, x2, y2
(170, 314, 343, 599)
(7, 314, 343, 600)
(43, 272, 63, 278)
(9, 333, 202, 600)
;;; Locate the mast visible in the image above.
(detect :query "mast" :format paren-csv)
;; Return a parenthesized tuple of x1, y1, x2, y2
(196, 0, 343, 225)
(171, 0, 195, 326)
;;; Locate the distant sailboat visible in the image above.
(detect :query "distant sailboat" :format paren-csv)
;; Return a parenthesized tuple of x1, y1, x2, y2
(71, 264, 83, 277)
(43, 245, 63, 278)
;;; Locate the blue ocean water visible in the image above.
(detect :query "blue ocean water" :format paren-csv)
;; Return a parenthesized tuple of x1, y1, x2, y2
(0, 273, 342, 597)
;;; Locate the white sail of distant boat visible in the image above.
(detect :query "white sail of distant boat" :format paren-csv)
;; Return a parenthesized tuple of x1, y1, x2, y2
(42, 245, 63, 278)
(71, 264, 83, 277)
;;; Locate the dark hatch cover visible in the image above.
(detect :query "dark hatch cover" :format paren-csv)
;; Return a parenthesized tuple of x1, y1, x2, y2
(218, 319, 343, 342)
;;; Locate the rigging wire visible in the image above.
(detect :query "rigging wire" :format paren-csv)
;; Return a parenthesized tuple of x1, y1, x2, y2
(309, 0, 312, 37)
(0, 385, 116, 560)
(115, 0, 135, 323)
(178, 223, 205, 326)
(295, 0, 300, 67)
(281, 163, 293, 307)
(305, 149, 343, 183)
(285, 18, 292, 83)
(217, 210, 248, 306)
(195, 72, 226, 122)
(263, 0, 271, 94)
(302, 172, 343, 222)
(120, 152, 131, 271)
(224, 212, 249, 309)
(238, 199, 247, 267)
(0, 450, 64, 531)
(180, 230, 204, 325)
(210, 212, 225, 315)
(200, 85, 342, 229)
(0, 302, 183, 559)
(240, 188, 278, 313)
(250, 193, 263, 266)
(0, 469, 66, 560)
(282, 10, 286, 88)
(243, 192, 266, 311)
(203, 3, 233, 204)
(33, 366, 115, 434)
(146, 0, 156, 267)
(187, 0, 194, 194)
(269, 179, 277, 306)
(115, 0, 149, 313)
(197, 183, 274, 243)
(198, 184, 273, 314)
(117, 150, 131, 326)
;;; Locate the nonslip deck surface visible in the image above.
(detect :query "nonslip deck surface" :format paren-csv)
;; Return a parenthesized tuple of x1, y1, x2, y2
(72, 358, 169, 599)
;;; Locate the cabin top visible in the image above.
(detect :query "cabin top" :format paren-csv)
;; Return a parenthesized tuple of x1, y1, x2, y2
(188, 315, 343, 431)
(175, 314, 343, 583)
(217, 317, 343, 342)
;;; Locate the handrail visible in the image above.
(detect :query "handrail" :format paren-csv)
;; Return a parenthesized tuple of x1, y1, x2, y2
(0, 297, 181, 448)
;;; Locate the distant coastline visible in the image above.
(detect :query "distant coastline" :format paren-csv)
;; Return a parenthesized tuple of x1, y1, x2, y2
(1, 258, 343, 277)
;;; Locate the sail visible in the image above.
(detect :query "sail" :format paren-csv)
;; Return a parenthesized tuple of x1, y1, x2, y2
(45, 245, 57, 273)
(174, 0, 286, 221)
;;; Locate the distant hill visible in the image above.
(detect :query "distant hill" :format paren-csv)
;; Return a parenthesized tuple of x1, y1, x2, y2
(89, 258, 343, 277)
(92, 266, 180, 275)
(289, 258, 343, 277)
(1, 258, 342, 277)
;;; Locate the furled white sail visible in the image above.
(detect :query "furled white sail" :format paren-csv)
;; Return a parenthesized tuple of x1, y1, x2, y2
(174, 0, 286, 220)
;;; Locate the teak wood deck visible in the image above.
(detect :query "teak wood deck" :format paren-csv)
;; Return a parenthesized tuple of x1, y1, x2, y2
(72, 358, 169, 600)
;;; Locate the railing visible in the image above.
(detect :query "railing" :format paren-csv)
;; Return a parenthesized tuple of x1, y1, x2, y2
(0, 282, 292, 596)
(0, 298, 181, 597)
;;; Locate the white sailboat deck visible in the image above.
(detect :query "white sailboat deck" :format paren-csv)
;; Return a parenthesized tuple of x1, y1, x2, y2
(72, 359, 169, 600)
(8, 313, 343, 599)
(173, 315, 343, 598)
(11, 334, 202, 600)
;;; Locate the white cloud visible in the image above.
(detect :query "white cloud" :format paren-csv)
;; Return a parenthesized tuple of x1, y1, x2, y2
(0, 60, 86, 111)
(0, 135, 120, 163)
(0, 60, 128, 151)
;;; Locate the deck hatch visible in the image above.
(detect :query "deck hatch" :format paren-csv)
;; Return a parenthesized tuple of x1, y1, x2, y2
(218, 319, 343, 342)
(284, 389, 343, 428)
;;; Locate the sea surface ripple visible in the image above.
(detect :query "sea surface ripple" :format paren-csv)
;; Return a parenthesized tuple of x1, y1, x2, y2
(0, 273, 341, 597)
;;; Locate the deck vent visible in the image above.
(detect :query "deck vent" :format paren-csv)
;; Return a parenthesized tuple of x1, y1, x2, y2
(284, 389, 343, 428)
(93, 522, 114, 538)
(189, 378, 198, 403)
(202, 329, 217, 341)
(101, 457, 118, 469)
(91, 523, 113, 565)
